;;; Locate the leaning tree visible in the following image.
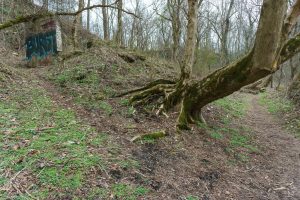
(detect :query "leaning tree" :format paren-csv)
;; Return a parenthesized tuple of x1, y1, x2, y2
(119, 0, 300, 129)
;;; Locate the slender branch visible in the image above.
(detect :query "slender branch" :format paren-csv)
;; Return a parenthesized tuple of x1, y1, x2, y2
(58, 2, 139, 18)
(153, 7, 172, 22)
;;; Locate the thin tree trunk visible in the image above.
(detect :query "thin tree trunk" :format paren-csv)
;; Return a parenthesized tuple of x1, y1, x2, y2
(72, 0, 84, 49)
(87, 0, 90, 31)
(288, 72, 300, 103)
(116, 0, 123, 46)
(276, 67, 284, 90)
(290, 57, 297, 80)
(43, 0, 48, 10)
(180, 0, 198, 81)
(168, 0, 182, 62)
(102, 0, 109, 40)
(220, 0, 234, 66)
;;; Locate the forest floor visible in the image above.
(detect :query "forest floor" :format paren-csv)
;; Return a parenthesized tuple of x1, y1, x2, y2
(0, 48, 299, 199)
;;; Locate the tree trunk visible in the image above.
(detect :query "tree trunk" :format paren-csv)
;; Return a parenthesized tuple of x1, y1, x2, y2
(102, 0, 109, 40)
(276, 67, 284, 90)
(288, 72, 300, 105)
(72, 0, 84, 49)
(116, 0, 123, 46)
(290, 57, 297, 80)
(168, 0, 183, 62)
(179, 0, 198, 81)
(220, 0, 234, 66)
(43, 0, 48, 10)
(87, 0, 90, 31)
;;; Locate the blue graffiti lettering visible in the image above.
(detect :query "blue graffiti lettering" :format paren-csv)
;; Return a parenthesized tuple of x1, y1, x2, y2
(25, 30, 58, 61)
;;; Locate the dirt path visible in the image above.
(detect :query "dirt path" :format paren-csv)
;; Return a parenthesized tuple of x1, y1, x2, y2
(235, 94, 300, 200)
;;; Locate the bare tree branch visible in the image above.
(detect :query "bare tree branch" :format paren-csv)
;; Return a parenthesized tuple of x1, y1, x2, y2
(0, 3, 139, 30)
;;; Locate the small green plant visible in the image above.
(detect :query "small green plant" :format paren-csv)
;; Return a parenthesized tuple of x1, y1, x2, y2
(186, 195, 199, 200)
(235, 153, 250, 162)
(120, 98, 130, 106)
(89, 132, 109, 147)
(99, 101, 113, 115)
(127, 106, 136, 116)
(56, 73, 68, 87)
(118, 158, 140, 169)
(210, 131, 223, 139)
(133, 186, 148, 196)
(112, 184, 148, 200)
(102, 86, 116, 97)
(196, 121, 208, 129)
(88, 188, 109, 199)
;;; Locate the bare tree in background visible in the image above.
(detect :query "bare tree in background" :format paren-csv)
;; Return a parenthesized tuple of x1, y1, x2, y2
(168, 0, 183, 61)
(116, 0, 123, 45)
(72, 0, 84, 49)
(87, 0, 90, 31)
(102, 0, 109, 40)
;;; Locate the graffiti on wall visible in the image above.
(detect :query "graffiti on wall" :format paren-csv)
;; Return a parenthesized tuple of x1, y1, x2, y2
(25, 30, 58, 61)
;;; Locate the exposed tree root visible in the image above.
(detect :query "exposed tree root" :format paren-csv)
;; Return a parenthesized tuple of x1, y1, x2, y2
(116, 78, 206, 130)
(114, 79, 175, 98)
